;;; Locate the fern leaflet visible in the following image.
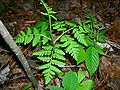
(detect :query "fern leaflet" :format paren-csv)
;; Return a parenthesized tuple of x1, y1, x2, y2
(32, 44, 66, 84)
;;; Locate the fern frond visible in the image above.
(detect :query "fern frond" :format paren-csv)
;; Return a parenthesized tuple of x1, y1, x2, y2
(33, 44, 65, 84)
(73, 28, 88, 46)
(40, 0, 57, 20)
(52, 21, 67, 31)
(61, 35, 86, 63)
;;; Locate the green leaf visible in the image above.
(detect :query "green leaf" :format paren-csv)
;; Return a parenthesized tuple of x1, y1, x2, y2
(26, 27, 32, 35)
(41, 21, 49, 33)
(44, 73, 52, 85)
(50, 66, 61, 73)
(78, 19, 83, 26)
(79, 26, 85, 33)
(42, 45, 53, 50)
(60, 35, 68, 42)
(85, 38, 95, 46)
(77, 70, 86, 83)
(42, 37, 49, 45)
(52, 21, 65, 27)
(37, 57, 51, 62)
(54, 48, 65, 55)
(33, 28, 39, 34)
(66, 44, 86, 64)
(22, 83, 32, 90)
(85, 47, 99, 77)
(24, 34, 33, 45)
(65, 21, 76, 26)
(97, 36, 106, 43)
(73, 28, 79, 33)
(20, 31, 26, 36)
(43, 69, 55, 75)
(58, 28, 67, 31)
(51, 60, 65, 66)
(48, 86, 64, 90)
(32, 34, 40, 47)
(74, 33, 88, 46)
(53, 25, 61, 29)
(32, 50, 51, 56)
(76, 46, 86, 64)
(61, 41, 70, 47)
(38, 63, 50, 69)
(62, 70, 79, 90)
(94, 45, 106, 55)
(77, 80, 94, 90)
(83, 23, 90, 33)
(99, 30, 107, 36)
(53, 53, 66, 60)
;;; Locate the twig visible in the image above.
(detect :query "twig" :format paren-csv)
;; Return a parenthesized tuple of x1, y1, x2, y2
(40, 34, 52, 41)
(0, 20, 39, 90)
(53, 27, 76, 44)
(58, 65, 83, 68)
(107, 40, 120, 50)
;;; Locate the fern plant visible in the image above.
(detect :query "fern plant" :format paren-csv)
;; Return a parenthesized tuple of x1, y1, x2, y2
(16, 0, 106, 86)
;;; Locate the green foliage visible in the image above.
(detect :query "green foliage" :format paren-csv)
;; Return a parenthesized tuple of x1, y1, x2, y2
(49, 70, 94, 90)
(16, 18, 50, 47)
(16, 0, 106, 87)
(22, 83, 32, 90)
(62, 70, 79, 90)
(40, 0, 57, 20)
(85, 47, 99, 77)
(61, 35, 86, 64)
(33, 44, 65, 84)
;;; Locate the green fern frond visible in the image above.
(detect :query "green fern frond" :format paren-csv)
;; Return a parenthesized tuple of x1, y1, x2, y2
(16, 19, 50, 47)
(33, 44, 65, 84)
(40, 0, 57, 20)
(52, 21, 67, 31)
(61, 35, 86, 63)
(73, 28, 88, 46)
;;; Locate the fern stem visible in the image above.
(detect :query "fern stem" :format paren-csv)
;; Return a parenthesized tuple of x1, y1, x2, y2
(58, 65, 84, 68)
(40, 34, 52, 41)
(53, 27, 77, 44)
(48, 15, 54, 41)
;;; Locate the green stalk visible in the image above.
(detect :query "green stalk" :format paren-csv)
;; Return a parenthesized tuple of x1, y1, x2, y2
(40, 0, 53, 42)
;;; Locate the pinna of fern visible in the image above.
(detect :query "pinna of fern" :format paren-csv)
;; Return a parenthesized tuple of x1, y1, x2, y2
(32, 44, 66, 84)
(15, 18, 52, 47)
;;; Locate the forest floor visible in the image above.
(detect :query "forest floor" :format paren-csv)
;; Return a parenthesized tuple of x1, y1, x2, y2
(0, 0, 120, 90)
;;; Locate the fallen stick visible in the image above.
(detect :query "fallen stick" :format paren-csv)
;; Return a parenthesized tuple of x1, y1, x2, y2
(0, 20, 39, 90)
